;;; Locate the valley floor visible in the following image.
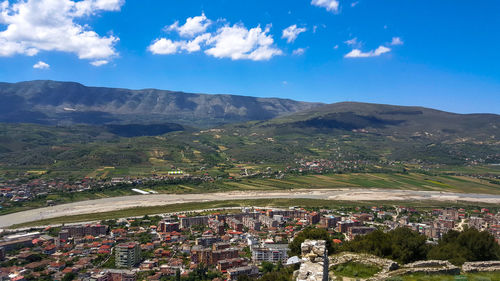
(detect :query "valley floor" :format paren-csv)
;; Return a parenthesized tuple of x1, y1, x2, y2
(2, 188, 500, 229)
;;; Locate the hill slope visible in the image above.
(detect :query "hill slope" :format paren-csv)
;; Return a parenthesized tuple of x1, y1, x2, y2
(0, 102, 498, 176)
(0, 80, 322, 127)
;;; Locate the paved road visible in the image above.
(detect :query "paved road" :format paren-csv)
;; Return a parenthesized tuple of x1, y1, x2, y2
(1, 188, 500, 228)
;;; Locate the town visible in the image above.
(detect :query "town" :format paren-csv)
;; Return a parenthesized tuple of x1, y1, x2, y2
(1, 204, 499, 281)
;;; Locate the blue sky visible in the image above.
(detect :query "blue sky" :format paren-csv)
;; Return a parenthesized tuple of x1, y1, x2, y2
(0, 0, 499, 114)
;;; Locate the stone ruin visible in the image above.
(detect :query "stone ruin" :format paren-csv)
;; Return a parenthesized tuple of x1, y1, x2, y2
(462, 261, 500, 272)
(294, 242, 500, 281)
(295, 240, 329, 281)
(329, 252, 398, 281)
(391, 260, 461, 276)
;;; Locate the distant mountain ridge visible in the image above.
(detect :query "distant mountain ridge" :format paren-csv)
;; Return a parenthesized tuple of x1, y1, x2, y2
(0, 80, 322, 127)
(258, 101, 500, 140)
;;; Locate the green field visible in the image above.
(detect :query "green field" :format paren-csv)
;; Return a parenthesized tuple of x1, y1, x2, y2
(10, 198, 500, 229)
(331, 262, 381, 279)
(225, 172, 500, 194)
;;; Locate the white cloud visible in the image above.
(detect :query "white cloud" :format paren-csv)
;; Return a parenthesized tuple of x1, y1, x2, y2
(205, 24, 282, 61)
(148, 33, 211, 55)
(311, 0, 340, 13)
(148, 38, 183, 55)
(282, 24, 307, 43)
(0, 0, 122, 64)
(183, 33, 211, 53)
(344, 46, 391, 58)
(351, 1, 359, 7)
(167, 13, 211, 38)
(90, 60, 109, 66)
(292, 48, 306, 56)
(344, 37, 359, 47)
(333, 44, 339, 49)
(390, 37, 404, 46)
(149, 15, 282, 61)
(33, 61, 49, 69)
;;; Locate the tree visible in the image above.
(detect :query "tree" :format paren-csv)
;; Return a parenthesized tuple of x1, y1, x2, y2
(260, 261, 275, 273)
(428, 228, 500, 265)
(289, 227, 334, 256)
(62, 272, 76, 281)
(341, 227, 428, 264)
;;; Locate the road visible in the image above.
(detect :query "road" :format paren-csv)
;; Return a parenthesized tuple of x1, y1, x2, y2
(1, 188, 500, 228)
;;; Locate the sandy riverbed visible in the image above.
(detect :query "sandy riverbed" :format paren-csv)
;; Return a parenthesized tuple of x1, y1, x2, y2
(1, 188, 499, 228)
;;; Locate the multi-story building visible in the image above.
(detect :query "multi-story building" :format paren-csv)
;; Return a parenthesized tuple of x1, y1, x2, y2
(217, 257, 247, 271)
(337, 220, 361, 233)
(251, 244, 288, 263)
(259, 215, 278, 228)
(211, 248, 240, 265)
(320, 216, 338, 229)
(242, 217, 261, 231)
(208, 219, 225, 235)
(180, 216, 209, 229)
(115, 242, 141, 268)
(307, 212, 320, 225)
(348, 226, 376, 240)
(61, 224, 107, 238)
(158, 221, 180, 233)
(227, 265, 259, 280)
(227, 217, 244, 232)
(196, 235, 220, 247)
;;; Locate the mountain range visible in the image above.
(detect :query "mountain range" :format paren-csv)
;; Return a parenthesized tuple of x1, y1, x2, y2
(0, 80, 321, 127)
(0, 80, 499, 174)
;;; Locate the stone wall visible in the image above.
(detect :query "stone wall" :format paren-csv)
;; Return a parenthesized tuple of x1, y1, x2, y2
(388, 260, 460, 277)
(462, 261, 500, 272)
(296, 240, 329, 281)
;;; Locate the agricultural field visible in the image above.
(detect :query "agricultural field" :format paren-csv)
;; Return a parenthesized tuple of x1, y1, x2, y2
(226, 172, 500, 194)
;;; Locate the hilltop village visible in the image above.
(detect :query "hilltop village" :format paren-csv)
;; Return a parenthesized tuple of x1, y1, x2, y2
(1, 205, 499, 281)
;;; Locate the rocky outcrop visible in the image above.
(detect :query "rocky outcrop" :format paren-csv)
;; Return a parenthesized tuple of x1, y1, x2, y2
(462, 261, 500, 272)
(296, 240, 329, 281)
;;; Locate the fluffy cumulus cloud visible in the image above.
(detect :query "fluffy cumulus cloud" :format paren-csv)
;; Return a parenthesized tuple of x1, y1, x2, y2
(166, 12, 211, 37)
(0, 0, 123, 64)
(282, 24, 306, 43)
(33, 60, 49, 69)
(344, 46, 391, 58)
(205, 25, 282, 61)
(148, 33, 211, 55)
(311, 0, 340, 12)
(149, 14, 282, 61)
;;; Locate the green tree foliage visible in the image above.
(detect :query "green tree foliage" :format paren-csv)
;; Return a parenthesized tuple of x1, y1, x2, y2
(62, 272, 76, 281)
(289, 227, 334, 256)
(341, 227, 428, 264)
(427, 228, 500, 265)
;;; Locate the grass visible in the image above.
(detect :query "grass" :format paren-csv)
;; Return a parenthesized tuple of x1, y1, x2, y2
(331, 262, 381, 279)
(387, 272, 500, 281)
(9, 198, 500, 229)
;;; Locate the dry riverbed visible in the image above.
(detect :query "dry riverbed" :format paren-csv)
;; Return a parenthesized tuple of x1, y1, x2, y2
(1, 189, 500, 228)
